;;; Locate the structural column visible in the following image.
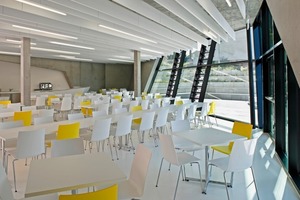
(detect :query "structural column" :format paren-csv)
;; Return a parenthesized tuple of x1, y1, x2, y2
(20, 37, 31, 106)
(134, 50, 141, 97)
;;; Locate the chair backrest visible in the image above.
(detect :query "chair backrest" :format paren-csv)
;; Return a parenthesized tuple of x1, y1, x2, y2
(97, 103, 109, 115)
(60, 97, 72, 111)
(171, 119, 190, 132)
(187, 103, 197, 120)
(116, 114, 133, 137)
(0, 100, 11, 108)
(13, 110, 32, 126)
(155, 108, 169, 128)
(0, 120, 23, 129)
(91, 118, 112, 141)
(175, 104, 187, 121)
(59, 184, 118, 200)
(175, 100, 183, 106)
(207, 101, 216, 115)
(158, 133, 179, 165)
(139, 111, 155, 132)
(47, 96, 58, 106)
(227, 138, 258, 172)
(16, 129, 46, 159)
(114, 107, 128, 114)
(0, 161, 15, 200)
(22, 105, 37, 111)
(73, 97, 83, 110)
(141, 99, 149, 110)
(154, 98, 162, 107)
(68, 113, 84, 121)
(7, 103, 21, 111)
(200, 102, 209, 117)
(228, 121, 253, 149)
(38, 108, 54, 117)
(92, 110, 107, 117)
(112, 101, 123, 114)
(51, 138, 85, 158)
(35, 96, 46, 107)
(129, 144, 152, 196)
(56, 122, 80, 140)
(34, 116, 54, 125)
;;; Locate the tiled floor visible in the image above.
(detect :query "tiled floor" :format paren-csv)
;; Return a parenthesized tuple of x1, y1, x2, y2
(3, 119, 300, 200)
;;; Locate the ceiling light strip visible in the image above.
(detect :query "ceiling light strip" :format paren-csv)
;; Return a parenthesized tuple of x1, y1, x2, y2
(31, 47, 80, 55)
(6, 39, 36, 45)
(108, 58, 133, 63)
(12, 25, 77, 39)
(226, 0, 232, 7)
(50, 41, 94, 50)
(140, 48, 163, 54)
(0, 51, 20, 55)
(56, 55, 92, 61)
(99, 25, 157, 44)
(16, 0, 67, 16)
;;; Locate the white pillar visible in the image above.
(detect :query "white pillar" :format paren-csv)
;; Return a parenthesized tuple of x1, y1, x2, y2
(134, 50, 141, 97)
(21, 37, 31, 106)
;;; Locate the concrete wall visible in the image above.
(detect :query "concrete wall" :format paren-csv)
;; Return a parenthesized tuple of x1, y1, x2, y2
(0, 55, 154, 93)
(266, 0, 300, 86)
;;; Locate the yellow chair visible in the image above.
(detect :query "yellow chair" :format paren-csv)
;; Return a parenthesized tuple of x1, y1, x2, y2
(56, 122, 80, 140)
(0, 100, 11, 108)
(80, 101, 91, 116)
(47, 96, 58, 107)
(113, 95, 122, 102)
(155, 94, 162, 99)
(175, 100, 183, 106)
(207, 101, 217, 125)
(59, 184, 118, 200)
(131, 105, 142, 124)
(13, 111, 32, 126)
(211, 121, 253, 156)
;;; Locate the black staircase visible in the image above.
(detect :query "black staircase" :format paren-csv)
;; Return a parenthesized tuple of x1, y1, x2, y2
(166, 50, 186, 98)
(190, 40, 217, 102)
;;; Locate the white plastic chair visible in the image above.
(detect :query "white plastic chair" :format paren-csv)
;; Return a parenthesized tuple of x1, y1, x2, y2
(153, 108, 169, 147)
(0, 120, 23, 129)
(38, 109, 54, 117)
(187, 103, 198, 126)
(118, 144, 152, 199)
(110, 114, 133, 160)
(68, 113, 84, 120)
(175, 104, 187, 121)
(51, 138, 85, 158)
(22, 105, 37, 111)
(96, 103, 109, 115)
(197, 102, 209, 126)
(5, 129, 46, 192)
(7, 103, 21, 111)
(59, 97, 72, 120)
(141, 99, 149, 110)
(33, 116, 54, 125)
(208, 138, 259, 200)
(92, 110, 108, 117)
(114, 107, 128, 114)
(111, 101, 123, 114)
(156, 133, 202, 200)
(132, 111, 155, 144)
(0, 160, 58, 200)
(129, 100, 139, 112)
(171, 120, 203, 152)
(82, 118, 113, 158)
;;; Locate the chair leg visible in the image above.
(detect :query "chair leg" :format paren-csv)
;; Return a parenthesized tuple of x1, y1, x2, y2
(229, 172, 234, 187)
(129, 133, 135, 154)
(107, 138, 114, 161)
(223, 172, 230, 200)
(156, 158, 164, 187)
(174, 166, 182, 200)
(195, 162, 202, 182)
(251, 167, 259, 200)
(12, 159, 17, 192)
(113, 137, 119, 160)
(209, 149, 215, 177)
(88, 142, 92, 153)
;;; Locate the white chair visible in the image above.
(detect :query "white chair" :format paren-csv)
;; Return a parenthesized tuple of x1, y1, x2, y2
(0, 120, 23, 129)
(141, 99, 149, 110)
(0, 160, 58, 200)
(33, 116, 54, 125)
(114, 107, 128, 114)
(58, 97, 72, 120)
(96, 103, 109, 115)
(73, 96, 83, 111)
(118, 144, 152, 199)
(170, 120, 203, 152)
(110, 114, 133, 160)
(187, 103, 198, 126)
(5, 129, 46, 192)
(68, 113, 84, 120)
(154, 98, 162, 107)
(38, 109, 54, 117)
(156, 133, 202, 200)
(129, 100, 139, 112)
(197, 102, 209, 126)
(22, 105, 37, 111)
(208, 138, 259, 200)
(175, 104, 187, 121)
(7, 103, 21, 111)
(153, 108, 169, 147)
(92, 110, 107, 117)
(51, 138, 85, 158)
(82, 118, 113, 158)
(132, 111, 155, 144)
(111, 101, 123, 114)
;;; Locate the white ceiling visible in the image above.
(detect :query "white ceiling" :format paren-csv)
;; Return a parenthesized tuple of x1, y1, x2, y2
(0, 0, 262, 63)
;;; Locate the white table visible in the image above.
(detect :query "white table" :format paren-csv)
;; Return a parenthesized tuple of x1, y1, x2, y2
(25, 152, 126, 197)
(173, 128, 246, 194)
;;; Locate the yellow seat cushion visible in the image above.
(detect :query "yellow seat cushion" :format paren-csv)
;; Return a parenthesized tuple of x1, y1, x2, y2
(59, 184, 118, 200)
(211, 145, 231, 155)
(131, 105, 142, 124)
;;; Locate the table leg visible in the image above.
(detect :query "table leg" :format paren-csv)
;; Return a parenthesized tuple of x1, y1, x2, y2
(202, 146, 209, 194)
(1, 139, 5, 167)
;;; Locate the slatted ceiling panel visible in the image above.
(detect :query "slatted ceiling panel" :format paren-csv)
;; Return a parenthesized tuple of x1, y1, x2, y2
(0, 0, 261, 63)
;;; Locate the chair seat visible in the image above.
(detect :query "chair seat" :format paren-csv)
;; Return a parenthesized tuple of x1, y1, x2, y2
(23, 193, 58, 200)
(209, 157, 230, 171)
(118, 179, 142, 199)
(177, 152, 200, 166)
(211, 145, 231, 155)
